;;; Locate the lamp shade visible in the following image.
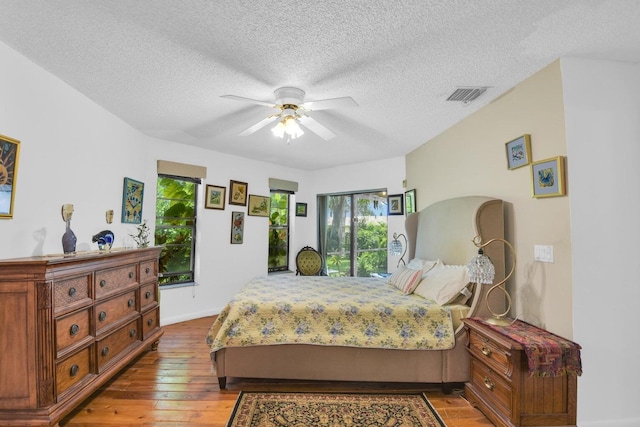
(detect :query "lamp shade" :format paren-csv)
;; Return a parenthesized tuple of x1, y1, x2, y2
(389, 238, 403, 256)
(467, 249, 495, 285)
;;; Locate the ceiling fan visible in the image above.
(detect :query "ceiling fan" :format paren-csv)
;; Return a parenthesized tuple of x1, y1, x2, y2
(221, 87, 358, 142)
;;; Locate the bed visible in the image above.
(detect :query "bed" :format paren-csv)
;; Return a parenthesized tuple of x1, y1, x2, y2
(207, 196, 506, 390)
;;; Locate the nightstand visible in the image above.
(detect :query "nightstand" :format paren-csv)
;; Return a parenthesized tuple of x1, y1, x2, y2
(462, 318, 579, 427)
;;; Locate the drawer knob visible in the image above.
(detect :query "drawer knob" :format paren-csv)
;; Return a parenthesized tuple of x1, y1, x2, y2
(483, 376, 495, 391)
(129, 328, 137, 338)
(70, 364, 79, 377)
(145, 291, 152, 299)
(147, 318, 154, 327)
(128, 298, 135, 307)
(98, 311, 107, 322)
(481, 345, 492, 357)
(70, 324, 80, 336)
(145, 267, 151, 274)
(101, 346, 110, 357)
(100, 279, 106, 288)
(68, 287, 76, 297)
(129, 271, 135, 279)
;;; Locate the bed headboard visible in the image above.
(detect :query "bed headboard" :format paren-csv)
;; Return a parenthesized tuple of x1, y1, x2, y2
(405, 196, 506, 320)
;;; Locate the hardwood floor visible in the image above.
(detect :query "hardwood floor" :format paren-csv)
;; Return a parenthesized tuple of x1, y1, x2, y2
(60, 316, 493, 426)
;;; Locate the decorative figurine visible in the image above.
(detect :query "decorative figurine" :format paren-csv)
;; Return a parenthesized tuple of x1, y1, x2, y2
(106, 209, 114, 224)
(92, 230, 115, 251)
(61, 203, 77, 255)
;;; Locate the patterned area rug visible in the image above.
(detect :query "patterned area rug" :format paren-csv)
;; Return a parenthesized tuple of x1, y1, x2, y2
(226, 391, 446, 427)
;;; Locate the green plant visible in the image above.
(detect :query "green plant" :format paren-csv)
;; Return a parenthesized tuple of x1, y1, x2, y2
(130, 219, 151, 248)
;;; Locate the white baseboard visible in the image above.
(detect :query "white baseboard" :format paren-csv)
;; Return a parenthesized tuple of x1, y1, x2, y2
(160, 306, 223, 326)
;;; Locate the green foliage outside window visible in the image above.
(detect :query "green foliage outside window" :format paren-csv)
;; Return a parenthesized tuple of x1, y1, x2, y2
(155, 175, 197, 285)
(268, 192, 289, 272)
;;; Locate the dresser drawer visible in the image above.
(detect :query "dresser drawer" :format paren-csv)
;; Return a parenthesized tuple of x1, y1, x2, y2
(96, 319, 140, 371)
(140, 282, 158, 310)
(468, 329, 513, 378)
(95, 264, 138, 299)
(470, 357, 513, 419)
(95, 290, 138, 335)
(56, 345, 93, 397)
(56, 307, 92, 355)
(54, 274, 92, 315)
(140, 259, 157, 283)
(142, 307, 160, 340)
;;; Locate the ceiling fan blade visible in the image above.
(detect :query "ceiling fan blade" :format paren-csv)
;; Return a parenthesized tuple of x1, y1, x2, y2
(239, 115, 279, 136)
(297, 115, 336, 141)
(302, 96, 358, 111)
(221, 94, 277, 108)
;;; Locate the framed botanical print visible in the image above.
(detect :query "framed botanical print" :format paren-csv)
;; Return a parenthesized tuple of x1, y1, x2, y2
(248, 194, 269, 217)
(296, 202, 307, 217)
(230, 211, 244, 244)
(205, 184, 226, 210)
(229, 180, 248, 206)
(121, 177, 144, 224)
(387, 194, 404, 216)
(506, 134, 532, 170)
(0, 133, 20, 219)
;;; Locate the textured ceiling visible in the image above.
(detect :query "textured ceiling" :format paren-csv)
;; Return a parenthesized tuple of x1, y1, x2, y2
(1, 0, 639, 170)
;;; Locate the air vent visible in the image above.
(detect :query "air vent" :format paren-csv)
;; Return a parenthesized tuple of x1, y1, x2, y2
(446, 87, 489, 103)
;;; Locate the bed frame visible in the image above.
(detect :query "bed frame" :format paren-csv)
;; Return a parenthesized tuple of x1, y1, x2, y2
(212, 196, 505, 389)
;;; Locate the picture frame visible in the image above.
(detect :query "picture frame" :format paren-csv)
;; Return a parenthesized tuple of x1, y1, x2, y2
(387, 194, 404, 216)
(230, 211, 244, 244)
(531, 156, 566, 198)
(121, 177, 144, 224)
(204, 184, 226, 210)
(0, 133, 21, 219)
(404, 189, 416, 215)
(506, 134, 532, 170)
(229, 180, 248, 206)
(248, 194, 270, 217)
(296, 202, 307, 217)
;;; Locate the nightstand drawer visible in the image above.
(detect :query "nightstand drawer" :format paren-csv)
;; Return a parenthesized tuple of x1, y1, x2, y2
(468, 329, 512, 378)
(470, 357, 513, 418)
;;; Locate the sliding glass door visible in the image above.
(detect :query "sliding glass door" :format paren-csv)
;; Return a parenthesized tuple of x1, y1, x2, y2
(318, 190, 388, 277)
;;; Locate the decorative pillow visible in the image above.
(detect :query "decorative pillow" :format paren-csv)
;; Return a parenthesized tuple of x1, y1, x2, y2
(387, 266, 423, 295)
(407, 258, 441, 279)
(413, 264, 470, 305)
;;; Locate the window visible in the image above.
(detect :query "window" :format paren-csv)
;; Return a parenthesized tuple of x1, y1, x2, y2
(268, 191, 290, 272)
(155, 174, 198, 286)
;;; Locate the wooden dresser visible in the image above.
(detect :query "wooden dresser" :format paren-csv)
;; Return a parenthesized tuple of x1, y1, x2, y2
(463, 318, 578, 427)
(0, 247, 164, 426)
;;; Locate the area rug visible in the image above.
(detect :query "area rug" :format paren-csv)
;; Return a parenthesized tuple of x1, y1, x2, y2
(226, 391, 446, 427)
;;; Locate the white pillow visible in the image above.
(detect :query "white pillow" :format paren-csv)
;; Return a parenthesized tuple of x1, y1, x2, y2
(413, 264, 470, 305)
(406, 258, 441, 279)
(387, 265, 423, 295)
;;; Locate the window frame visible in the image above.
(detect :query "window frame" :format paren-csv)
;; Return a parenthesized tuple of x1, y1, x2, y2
(268, 190, 291, 273)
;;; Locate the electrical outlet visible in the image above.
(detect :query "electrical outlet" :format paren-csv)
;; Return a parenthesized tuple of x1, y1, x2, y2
(534, 245, 554, 263)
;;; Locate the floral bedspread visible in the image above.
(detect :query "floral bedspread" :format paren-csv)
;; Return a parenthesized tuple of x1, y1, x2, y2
(206, 275, 455, 353)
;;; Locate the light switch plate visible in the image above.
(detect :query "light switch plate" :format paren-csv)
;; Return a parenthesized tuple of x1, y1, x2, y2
(534, 245, 554, 263)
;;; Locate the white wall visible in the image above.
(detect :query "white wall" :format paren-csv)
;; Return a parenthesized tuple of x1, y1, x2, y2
(562, 57, 640, 427)
(0, 40, 405, 326)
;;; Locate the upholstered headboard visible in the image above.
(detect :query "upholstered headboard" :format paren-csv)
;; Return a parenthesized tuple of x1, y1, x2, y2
(405, 196, 506, 321)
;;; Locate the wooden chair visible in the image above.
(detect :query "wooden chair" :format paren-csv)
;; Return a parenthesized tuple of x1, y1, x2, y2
(295, 246, 323, 276)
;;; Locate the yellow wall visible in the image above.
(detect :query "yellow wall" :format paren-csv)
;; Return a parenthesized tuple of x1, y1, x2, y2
(406, 61, 573, 338)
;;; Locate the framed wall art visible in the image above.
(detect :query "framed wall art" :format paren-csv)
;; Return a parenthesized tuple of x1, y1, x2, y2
(205, 184, 226, 210)
(229, 180, 248, 206)
(506, 134, 532, 170)
(0, 133, 21, 219)
(121, 177, 144, 224)
(387, 194, 404, 216)
(296, 202, 307, 217)
(531, 156, 566, 198)
(248, 194, 270, 217)
(230, 211, 245, 244)
(404, 189, 416, 215)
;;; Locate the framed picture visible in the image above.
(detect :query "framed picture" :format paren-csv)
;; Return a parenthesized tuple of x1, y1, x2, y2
(387, 194, 404, 216)
(506, 134, 532, 170)
(121, 177, 144, 224)
(0, 134, 21, 219)
(404, 189, 416, 215)
(531, 156, 566, 198)
(229, 180, 248, 206)
(248, 194, 270, 217)
(296, 202, 307, 217)
(205, 184, 226, 210)
(230, 211, 244, 244)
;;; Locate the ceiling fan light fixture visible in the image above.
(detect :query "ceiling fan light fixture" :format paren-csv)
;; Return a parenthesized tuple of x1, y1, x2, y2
(271, 115, 304, 140)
